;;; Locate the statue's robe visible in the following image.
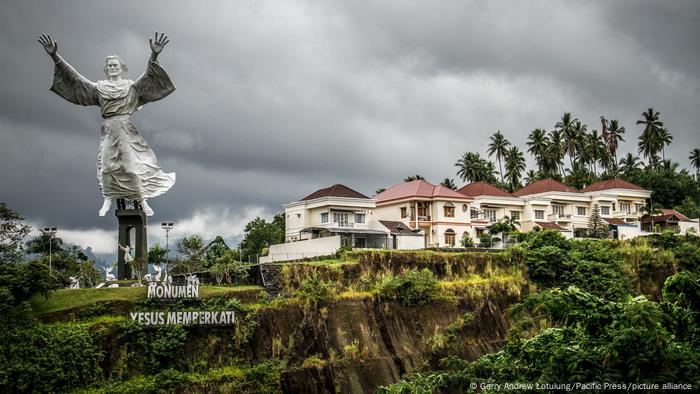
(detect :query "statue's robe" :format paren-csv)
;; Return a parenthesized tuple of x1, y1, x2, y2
(50, 59, 176, 200)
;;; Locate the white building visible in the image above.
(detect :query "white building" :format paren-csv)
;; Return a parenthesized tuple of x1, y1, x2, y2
(373, 180, 473, 247)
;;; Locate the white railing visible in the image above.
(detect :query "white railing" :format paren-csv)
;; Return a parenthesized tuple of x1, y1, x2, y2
(548, 213, 572, 221)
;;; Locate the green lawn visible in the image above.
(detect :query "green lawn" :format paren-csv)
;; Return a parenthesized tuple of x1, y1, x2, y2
(30, 285, 264, 314)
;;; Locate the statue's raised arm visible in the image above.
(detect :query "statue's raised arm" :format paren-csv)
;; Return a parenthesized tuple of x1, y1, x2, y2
(134, 32, 175, 106)
(38, 33, 98, 106)
(40, 32, 176, 217)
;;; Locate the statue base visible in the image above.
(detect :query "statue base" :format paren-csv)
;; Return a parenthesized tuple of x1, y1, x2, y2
(116, 203, 148, 280)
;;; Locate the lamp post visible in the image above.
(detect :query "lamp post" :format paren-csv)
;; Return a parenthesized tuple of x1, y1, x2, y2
(40, 227, 57, 278)
(161, 222, 174, 264)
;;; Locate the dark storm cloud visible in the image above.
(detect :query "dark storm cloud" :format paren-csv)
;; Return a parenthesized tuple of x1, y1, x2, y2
(1, 0, 699, 253)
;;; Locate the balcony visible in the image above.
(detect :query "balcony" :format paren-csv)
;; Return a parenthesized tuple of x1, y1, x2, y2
(334, 222, 354, 228)
(613, 210, 640, 222)
(409, 215, 432, 222)
(548, 213, 572, 222)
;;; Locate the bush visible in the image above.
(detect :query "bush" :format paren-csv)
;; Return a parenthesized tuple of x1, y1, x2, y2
(377, 269, 439, 306)
(525, 229, 570, 250)
(673, 243, 700, 273)
(294, 272, 333, 304)
(0, 324, 104, 392)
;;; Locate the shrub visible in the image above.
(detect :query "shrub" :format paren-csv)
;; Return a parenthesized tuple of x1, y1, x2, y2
(294, 272, 333, 304)
(525, 229, 570, 250)
(377, 269, 439, 306)
(673, 243, 700, 273)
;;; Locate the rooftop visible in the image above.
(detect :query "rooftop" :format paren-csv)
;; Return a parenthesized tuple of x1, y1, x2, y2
(300, 184, 369, 201)
(580, 179, 646, 192)
(457, 181, 513, 198)
(375, 180, 469, 203)
(514, 178, 579, 196)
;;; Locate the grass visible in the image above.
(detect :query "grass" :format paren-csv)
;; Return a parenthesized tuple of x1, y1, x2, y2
(30, 285, 265, 314)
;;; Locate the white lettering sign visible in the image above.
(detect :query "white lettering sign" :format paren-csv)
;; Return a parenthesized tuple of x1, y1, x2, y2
(130, 310, 236, 325)
(147, 283, 199, 299)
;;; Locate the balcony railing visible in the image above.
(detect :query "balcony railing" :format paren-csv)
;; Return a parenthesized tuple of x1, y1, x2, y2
(410, 215, 432, 222)
(548, 213, 572, 221)
(335, 222, 354, 227)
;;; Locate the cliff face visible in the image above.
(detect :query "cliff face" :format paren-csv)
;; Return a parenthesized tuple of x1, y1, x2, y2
(33, 250, 527, 393)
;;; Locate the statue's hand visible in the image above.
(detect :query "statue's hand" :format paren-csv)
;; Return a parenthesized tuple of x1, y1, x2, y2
(37, 33, 58, 55)
(149, 31, 169, 55)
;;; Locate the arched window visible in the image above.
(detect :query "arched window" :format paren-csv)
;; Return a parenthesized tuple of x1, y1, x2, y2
(444, 228, 456, 246)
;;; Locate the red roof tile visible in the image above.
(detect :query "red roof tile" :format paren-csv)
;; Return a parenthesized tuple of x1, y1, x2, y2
(301, 184, 369, 201)
(580, 179, 646, 192)
(514, 179, 579, 196)
(375, 180, 469, 203)
(535, 222, 565, 230)
(603, 218, 628, 225)
(457, 182, 513, 197)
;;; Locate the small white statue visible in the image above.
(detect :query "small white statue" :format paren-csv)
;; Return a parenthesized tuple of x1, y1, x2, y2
(153, 264, 163, 282)
(68, 276, 80, 289)
(185, 274, 199, 286)
(119, 244, 133, 264)
(103, 266, 116, 281)
(108, 283, 119, 288)
(143, 273, 154, 282)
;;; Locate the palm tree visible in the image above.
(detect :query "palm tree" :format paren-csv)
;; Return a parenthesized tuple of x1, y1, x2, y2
(690, 148, 700, 179)
(487, 131, 510, 183)
(455, 152, 488, 183)
(605, 119, 626, 168)
(440, 178, 457, 190)
(568, 121, 587, 167)
(548, 129, 567, 176)
(587, 130, 606, 176)
(636, 107, 664, 167)
(524, 169, 538, 185)
(403, 174, 425, 182)
(504, 146, 526, 192)
(619, 153, 641, 175)
(658, 128, 673, 161)
(555, 112, 578, 168)
(527, 128, 549, 172)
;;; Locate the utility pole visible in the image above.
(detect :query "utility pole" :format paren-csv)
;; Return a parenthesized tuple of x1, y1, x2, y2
(40, 227, 57, 280)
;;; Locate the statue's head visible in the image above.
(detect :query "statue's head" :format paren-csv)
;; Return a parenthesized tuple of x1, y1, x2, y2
(103, 55, 129, 79)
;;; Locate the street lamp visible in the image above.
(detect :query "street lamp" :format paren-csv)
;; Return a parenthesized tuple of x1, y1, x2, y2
(161, 222, 174, 264)
(40, 227, 57, 278)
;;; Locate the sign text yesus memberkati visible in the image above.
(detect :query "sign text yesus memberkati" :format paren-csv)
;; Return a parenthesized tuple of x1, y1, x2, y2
(130, 282, 237, 326)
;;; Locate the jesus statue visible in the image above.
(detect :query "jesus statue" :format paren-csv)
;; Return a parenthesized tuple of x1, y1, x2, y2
(38, 32, 176, 216)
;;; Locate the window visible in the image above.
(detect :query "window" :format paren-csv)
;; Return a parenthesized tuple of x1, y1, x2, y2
(444, 206, 455, 218)
(510, 211, 520, 220)
(535, 210, 544, 220)
(444, 229, 456, 246)
(635, 203, 645, 213)
(577, 206, 587, 216)
(400, 207, 407, 218)
(354, 213, 365, 224)
(471, 209, 479, 219)
(483, 209, 497, 222)
(552, 205, 565, 217)
(462, 204, 469, 212)
(320, 212, 329, 223)
(620, 202, 631, 213)
(600, 206, 610, 215)
(334, 212, 349, 226)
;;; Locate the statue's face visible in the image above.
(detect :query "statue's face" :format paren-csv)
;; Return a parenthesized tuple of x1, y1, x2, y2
(106, 58, 122, 77)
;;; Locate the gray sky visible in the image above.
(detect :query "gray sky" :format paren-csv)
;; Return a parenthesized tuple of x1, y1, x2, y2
(1, 0, 699, 257)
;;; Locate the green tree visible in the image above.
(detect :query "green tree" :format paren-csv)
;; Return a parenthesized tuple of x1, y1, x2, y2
(619, 153, 642, 176)
(173, 235, 206, 275)
(690, 148, 700, 179)
(0, 203, 31, 263)
(527, 128, 549, 173)
(148, 243, 168, 265)
(455, 152, 497, 183)
(674, 196, 700, 219)
(588, 203, 609, 238)
(239, 214, 285, 262)
(24, 233, 64, 255)
(440, 178, 457, 190)
(636, 107, 664, 168)
(403, 174, 424, 182)
(603, 118, 625, 173)
(487, 130, 510, 183)
(504, 146, 526, 191)
(205, 235, 230, 268)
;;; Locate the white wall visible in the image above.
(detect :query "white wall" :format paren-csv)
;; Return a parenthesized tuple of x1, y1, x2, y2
(679, 220, 700, 235)
(396, 235, 425, 250)
(260, 236, 341, 263)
